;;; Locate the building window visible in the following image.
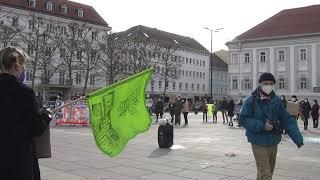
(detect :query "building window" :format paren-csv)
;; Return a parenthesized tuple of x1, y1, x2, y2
(172, 82, 176, 90)
(232, 78, 238, 90)
(260, 52, 266, 63)
(45, 47, 51, 57)
(151, 80, 154, 87)
(92, 31, 98, 40)
(203, 61, 205, 66)
(244, 53, 250, 63)
(26, 70, 33, 81)
(197, 60, 199, 65)
(190, 59, 192, 64)
(185, 83, 188, 90)
(197, 84, 200, 91)
(77, 50, 82, 60)
(90, 51, 96, 62)
(59, 71, 65, 85)
(197, 72, 199, 78)
(182, 70, 184, 76)
(193, 59, 195, 64)
(60, 49, 65, 58)
(202, 84, 205, 91)
(200, 72, 202, 78)
(300, 74, 307, 89)
(186, 70, 188, 77)
(159, 81, 162, 89)
(76, 73, 81, 84)
(78, 8, 84, 17)
(46, 1, 53, 11)
(179, 82, 182, 90)
(200, 60, 202, 66)
(244, 77, 251, 90)
(29, 0, 36, 7)
(27, 44, 34, 55)
(279, 75, 285, 89)
(193, 71, 195, 78)
(90, 75, 95, 85)
(191, 84, 194, 90)
(165, 81, 169, 89)
(231, 54, 238, 64)
(189, 71, 192, 77)
(278, 50, 285, 62)
(186, 58, 188, 64)
(12, 17, 19, 27)
(61, 4, 68, 14)
(29, 20, 34, 30)
(203, 73, 205, 79)
(300, 49, 307, 61)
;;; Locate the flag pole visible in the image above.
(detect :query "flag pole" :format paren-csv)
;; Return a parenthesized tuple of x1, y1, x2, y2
(50, 95, 89, 113)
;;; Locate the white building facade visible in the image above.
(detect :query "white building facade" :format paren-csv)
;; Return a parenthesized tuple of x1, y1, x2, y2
(227, 5, 320, 99)
(0, 0, 110, 99)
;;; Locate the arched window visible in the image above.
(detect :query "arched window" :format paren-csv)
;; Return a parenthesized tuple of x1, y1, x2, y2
(78, 8, 84, 17)
(61, 4, 68, 14)
(47, 1, 53, 11)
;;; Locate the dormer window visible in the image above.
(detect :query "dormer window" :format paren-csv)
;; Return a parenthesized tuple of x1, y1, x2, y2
(29, 0, 36, 7)
(46, 1, 53, 11)
(78, 8, 84, 17)
(61, 4, 68, 14)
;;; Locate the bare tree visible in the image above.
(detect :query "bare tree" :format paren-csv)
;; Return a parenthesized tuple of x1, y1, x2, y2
(20, 14, 49, 88)
(155, 41, 181, 100)
(0, 13, 22, 48)
(125, 36, 157, 75)
(54, 22, 92, 89)
(79, 37, 101, 94)
(98, 31, 127, 85)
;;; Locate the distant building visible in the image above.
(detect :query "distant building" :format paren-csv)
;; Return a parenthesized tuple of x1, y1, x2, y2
(0, 0, 110, 99)
(211, 52, 228, 100)
(226, 5, 320, 99)
(116, 25, 210, 102)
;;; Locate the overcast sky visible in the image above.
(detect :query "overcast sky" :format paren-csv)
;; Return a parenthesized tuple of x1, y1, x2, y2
(75, 0, 319, 52)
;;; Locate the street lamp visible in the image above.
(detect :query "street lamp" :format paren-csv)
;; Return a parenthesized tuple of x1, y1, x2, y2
(204, 27, 223, 101)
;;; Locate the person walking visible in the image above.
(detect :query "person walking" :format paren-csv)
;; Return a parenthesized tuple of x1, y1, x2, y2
(301, 98, 312, 130)
(182, 98, 191, 126)
(240, 72, 303, 180)
(221, 97, 228, 123)
(174, 96, 183, 125)
(311, 100, 319, 128)
(227, 99, 235, 126)
(168, 102, 176, 124)
(0, 47, 52, 180)
(155, 98, 164, 122)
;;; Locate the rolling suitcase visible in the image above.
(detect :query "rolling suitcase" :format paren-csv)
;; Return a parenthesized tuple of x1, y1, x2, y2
(158, 119, 174, 148)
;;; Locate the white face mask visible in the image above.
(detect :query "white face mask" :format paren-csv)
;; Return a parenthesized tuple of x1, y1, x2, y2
(261, 85, 273, 94)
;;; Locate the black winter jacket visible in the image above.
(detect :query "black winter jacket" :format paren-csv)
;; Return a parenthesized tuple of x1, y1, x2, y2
(0, 73, 50, 180)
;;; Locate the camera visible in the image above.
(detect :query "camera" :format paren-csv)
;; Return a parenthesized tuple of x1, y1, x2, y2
(268, 119, 283, 135)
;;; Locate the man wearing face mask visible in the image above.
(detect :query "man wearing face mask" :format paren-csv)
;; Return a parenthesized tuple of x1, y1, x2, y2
(240, 73, 303, 180)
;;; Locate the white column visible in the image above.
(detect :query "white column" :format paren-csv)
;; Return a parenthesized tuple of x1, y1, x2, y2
(238, 52, 242, 92)
(312, 44, 317, 88)
(252, 49, 257, 88)
(290, 46, 295, 93)
(270, 48, 275, 75)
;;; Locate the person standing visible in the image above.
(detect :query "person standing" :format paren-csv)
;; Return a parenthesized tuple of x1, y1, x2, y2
(240, 73, 303, 180)
(0, 47, 52, 180)
(227, 99, 235, 126)
(168, 102, 176, 124)
(301, 98, 312, 130)
(181, 98, 191, 126)
(221, 97, 228, 123)
(212, 100, 218, 123)
(155, 98, 164, 122)
(311, 100, 319, 128)
(174, 96, 183, 125)
(200, 100, 208, 123)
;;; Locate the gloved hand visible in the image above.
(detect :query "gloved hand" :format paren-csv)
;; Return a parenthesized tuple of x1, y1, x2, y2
(297, 143, 304, 148)
(39, 108, 53, 123)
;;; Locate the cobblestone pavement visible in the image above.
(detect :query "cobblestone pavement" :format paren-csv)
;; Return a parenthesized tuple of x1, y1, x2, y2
(40, 113, 320, 180)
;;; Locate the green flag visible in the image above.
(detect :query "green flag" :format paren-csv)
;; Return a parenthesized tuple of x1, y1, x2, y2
(87, 68, 154, 157)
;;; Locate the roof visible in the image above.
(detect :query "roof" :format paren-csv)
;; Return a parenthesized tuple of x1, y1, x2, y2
(116, 25, 209, 52)
(235, 5, 320, 41)
(0, 0, 108, 27)
(212, 53, 228, 69)
(214, 49, 228, 64)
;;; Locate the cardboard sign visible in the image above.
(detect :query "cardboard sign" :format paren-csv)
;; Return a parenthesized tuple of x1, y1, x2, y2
(286, 102, 300, 116)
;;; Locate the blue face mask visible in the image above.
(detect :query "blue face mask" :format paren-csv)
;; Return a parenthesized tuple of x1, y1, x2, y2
(18, 66, 26, 83)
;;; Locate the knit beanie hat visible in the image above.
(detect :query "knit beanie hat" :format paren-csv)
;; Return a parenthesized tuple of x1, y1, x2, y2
(259, 72, 276, 84)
